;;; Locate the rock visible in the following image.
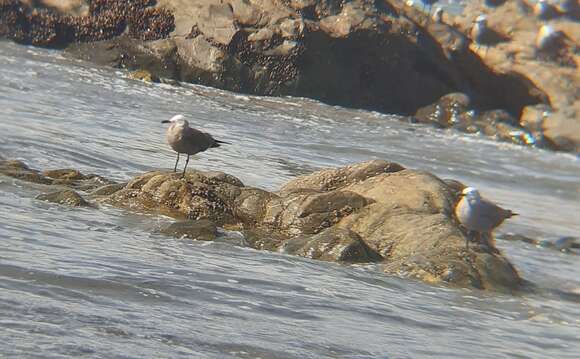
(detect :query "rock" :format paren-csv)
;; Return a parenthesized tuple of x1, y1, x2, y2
(453, 0, 580, 152)
(474, 253, 521, 290)
(319, 4, 366, 38)
(176, 36, 225, 74)
(543, 109, 580, 153)
(3, 159, 524, 291)
(40, 168, 114, 190)
(73, 174, 117, 191)
(413, 93, 559, 149)
(1, 0, 552, 144)
(500, 234, 578, 253)
(414, 93, 472, 128)
(477, 109, 519, 127)
(36, 189, 91, 207)
(265, 189, 370, 235)
(262, 40, 299, 56)
(279, 159, 405, 194)
(104, 170, 241, 224)
(280, 228, 382, 263)
(199, 3, 238, 46)
(241, 228, 287, 251)
(159, 219, 218, 241)
(554, 236, 578, 250)
(233, 188, 277, 225)
(427, 20, 469, 60)
(1, 0, 174, 46)
(520, 104, 550, 132)
(90, 183, 126, 196)
(335, 170, 520, 291)
(475, 110, 537, 146)
(230, 0, 261, 26)
(0, 160, 52, 184)
(127, 69, 160, 83)
(0, 161, 117, 190)
(24, 0, 89, 16)
(247, 27, 274, 42)
(279, 18, 305, 39)
(42, 168, 86, 180)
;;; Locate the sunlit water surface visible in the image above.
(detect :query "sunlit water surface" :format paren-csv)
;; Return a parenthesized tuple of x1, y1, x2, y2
(0, 41, 579, 358)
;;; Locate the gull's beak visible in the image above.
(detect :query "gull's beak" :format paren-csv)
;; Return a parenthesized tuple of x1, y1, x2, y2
(161, 120, 170, 124)
(458, 193, 466, 198)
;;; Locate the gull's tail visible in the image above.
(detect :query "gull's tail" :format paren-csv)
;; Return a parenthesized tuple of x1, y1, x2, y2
(508, 210, 519, 218)
(211, 139, 230, 148)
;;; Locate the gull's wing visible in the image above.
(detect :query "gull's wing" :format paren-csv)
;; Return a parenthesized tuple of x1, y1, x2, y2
(479, 199, 515, 228)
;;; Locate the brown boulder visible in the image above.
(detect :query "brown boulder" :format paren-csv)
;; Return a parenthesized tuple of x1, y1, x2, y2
(104, 170, 242, 225)
(288, 163, 522, 291)
(1, 159, 524, 291)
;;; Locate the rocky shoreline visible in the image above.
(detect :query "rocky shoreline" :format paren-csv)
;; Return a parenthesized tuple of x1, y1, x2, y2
(1, 0, 578, 152)
(0, 158, 524, 292)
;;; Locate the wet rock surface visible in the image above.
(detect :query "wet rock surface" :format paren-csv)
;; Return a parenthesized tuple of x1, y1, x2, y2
(280, 227, 382, 263)
(36, 189, 91, 207)
(0, 159, 53, 184)
(159, 219, 218, 241)
(2, 0, 571, 152)
(0, 158, 525, 292)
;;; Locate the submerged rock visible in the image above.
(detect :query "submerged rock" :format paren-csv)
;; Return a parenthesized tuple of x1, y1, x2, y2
(500, 234, 578, 253)
(0, 160, 53, 184)
(160, 219, 218, 241)
(3, 159, 524, 292)
(36, 189, 91, 207)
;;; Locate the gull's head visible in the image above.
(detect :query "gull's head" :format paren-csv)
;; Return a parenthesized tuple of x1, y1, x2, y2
(433, 7, 444, 23)
(538, 24, 558, 39)
(475, 15, 487, 26)
(461, 187, 481, 200)
(162, 114, 188, 127)
(536, 25, 561, 49)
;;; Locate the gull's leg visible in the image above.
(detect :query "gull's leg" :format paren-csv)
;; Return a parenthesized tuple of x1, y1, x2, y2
(173, 153, 180, 172)
(465, 232, 470, 251)
(182, 154, 190, 178)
